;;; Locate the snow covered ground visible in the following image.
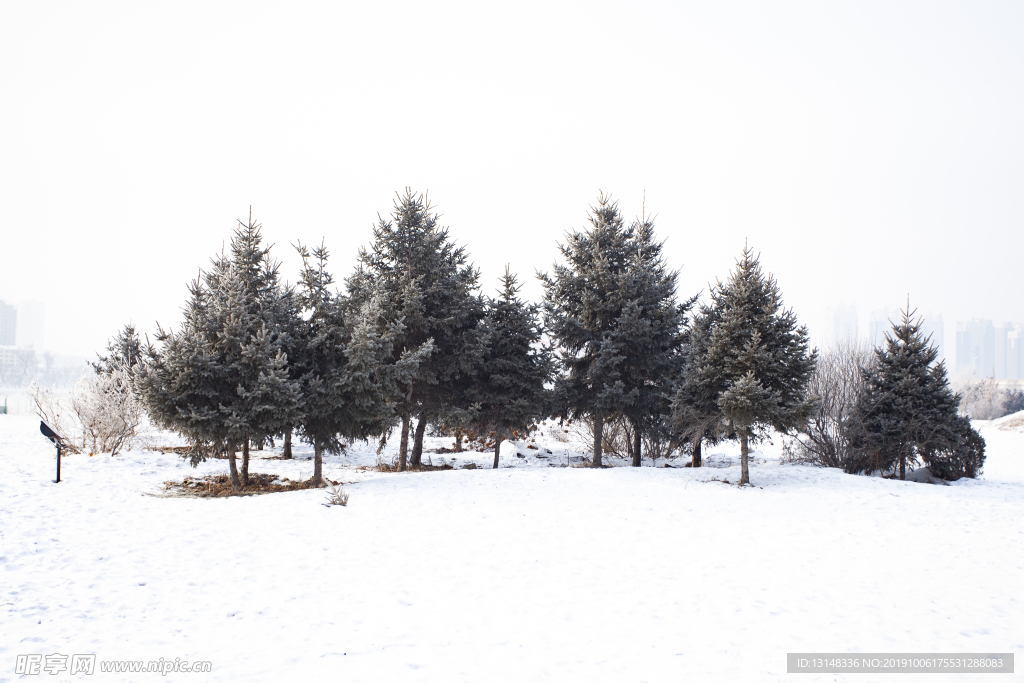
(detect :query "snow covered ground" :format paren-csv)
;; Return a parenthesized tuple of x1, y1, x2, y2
(1, 414, 1022, 682)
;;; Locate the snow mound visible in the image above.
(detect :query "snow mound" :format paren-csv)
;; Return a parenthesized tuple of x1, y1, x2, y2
(993, 409, 1024, 432)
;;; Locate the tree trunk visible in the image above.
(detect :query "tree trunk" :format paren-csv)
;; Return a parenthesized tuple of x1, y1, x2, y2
(256, 440, 263, 451)
(282, 431, 292, 459)
(493, 437, 502, 469)
(311, 439, 323, 486)
(899, 452, 906, 480)
(241, 439, 250, 487)
(631, 419, 642, 467)
(227, 444, 241, 491)
(454, 429, 463, 453)
(410, 414, 427, 468)
(692, 439, 702, 468)
(398, 412, 410, 472)
(591, 413, 604, 467)
(739, 432, 750, 485)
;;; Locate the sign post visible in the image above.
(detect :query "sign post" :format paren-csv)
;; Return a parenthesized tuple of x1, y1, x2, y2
(39, 421, 66, 483)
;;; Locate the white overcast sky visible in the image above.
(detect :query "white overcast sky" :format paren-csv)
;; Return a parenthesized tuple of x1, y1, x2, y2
(1, 1, 1022, 362)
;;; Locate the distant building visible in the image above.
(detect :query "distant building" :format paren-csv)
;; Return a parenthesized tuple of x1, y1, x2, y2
(15, 300, 44, 350)
(1008, 325, 1024, 381)
(0, 345, 15, 383)
(827, 303, 859, 346)
(0, 301, 16, 346)
(919, 313, 944, 363)
(993, 322, 1024, 380)
(868, 308, 892, 347)
(957, 319, 996, 378)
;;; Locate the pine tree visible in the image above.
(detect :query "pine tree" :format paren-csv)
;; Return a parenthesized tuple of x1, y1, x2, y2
(671, 310, 731, 467)
(540, 194, 690, 467)
(846, 305, 985, 480)
(292, 241, 429, 484)
(92, 324, 143, 376)
(540, 194, 634, 467)
(135, 212, 303, 490)
(291, 241, 351, 485)
(466, 268, 554, 468)
(612, 217, 694, 466)
(679, 246, 816, 485)
(346, 189, 483, 471)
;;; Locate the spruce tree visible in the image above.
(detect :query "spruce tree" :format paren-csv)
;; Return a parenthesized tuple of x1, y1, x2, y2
(92, 324, 143, 376)
(846, 305, 985, 480)
(612, 217, 694, 466)
(135, 213, 303, 490)
(291, 241, 351, 485)
(541, 194, 690, 467)
(680, 246, 816, 485)
(466, 268, 554, 468)
(540, 194, 635, 467)
(346, 189, 483, 471)
(671, 310, 731, 467)
(292, 241, 429, 484)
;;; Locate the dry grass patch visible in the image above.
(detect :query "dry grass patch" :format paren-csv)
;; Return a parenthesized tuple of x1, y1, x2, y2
(162, 472, 342, 498)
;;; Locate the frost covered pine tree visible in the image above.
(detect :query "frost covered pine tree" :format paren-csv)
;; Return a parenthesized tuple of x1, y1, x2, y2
(466, 267, 554, 468)
(346, 189, 483, 471)
(846, 305, 985, 480)
(671, 308, 727, 468)
(541, 193, 680, 467)
(613, 216, 694, 466)
(292, 241, 429, 485)
(136, 212, 303, 490)
(682, 246, 816, 485)
(92, 324, 143, 376)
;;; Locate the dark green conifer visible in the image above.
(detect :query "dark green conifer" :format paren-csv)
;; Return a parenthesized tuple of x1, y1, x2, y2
(677, 246, 816, 484)
(846, 305, 985, 480)
(467, 268, 554, 468)
(136, 212, 303, 490)
(346, 189, 482, 471)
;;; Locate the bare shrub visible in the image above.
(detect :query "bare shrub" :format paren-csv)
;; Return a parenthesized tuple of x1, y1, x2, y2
(642, 430, 680, 463)
(28, 384, 82, 453)
(792, 340, 872, 467)
(29, 361, 144, 456)
(959, 377, 1007, 420)
(567, 415, 631, 457)
(72, 365, 144, 455)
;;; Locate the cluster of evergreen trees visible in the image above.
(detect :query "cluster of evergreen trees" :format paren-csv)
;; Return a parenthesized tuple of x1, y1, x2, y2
(123, 190, 980, 489)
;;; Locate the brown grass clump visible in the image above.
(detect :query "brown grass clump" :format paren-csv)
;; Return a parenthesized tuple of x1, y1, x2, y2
(162, 473, 341, 498)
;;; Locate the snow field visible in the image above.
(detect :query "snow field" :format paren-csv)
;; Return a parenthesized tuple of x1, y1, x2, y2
(1, 414, 1022, 682)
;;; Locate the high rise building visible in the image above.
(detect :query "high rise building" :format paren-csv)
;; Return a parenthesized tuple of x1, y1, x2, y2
(828, 303, 859, 345)
(868, 308, 892, 347)
(15, 300, 44, 350)
(957, 318, 995, 378)
(919, 313, 944, 363)
(1008, 325, 1024, 381)
(0, 300, 16, 346)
